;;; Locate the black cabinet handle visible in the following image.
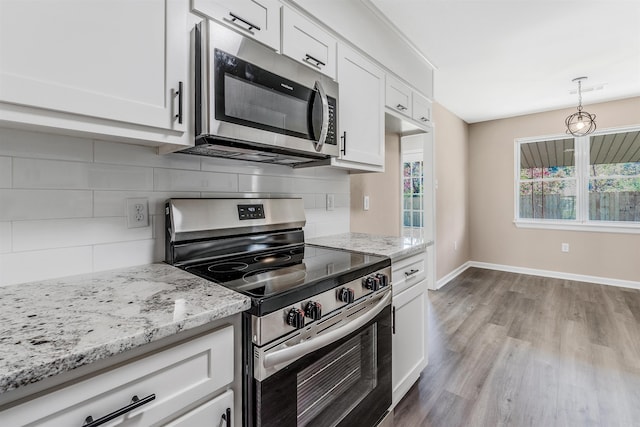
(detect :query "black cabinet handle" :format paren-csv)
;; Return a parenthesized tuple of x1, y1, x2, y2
(340, 131, 347, 155)
(175, 81, 183, 124)
(303, 54, 326, 69)
(404, 269, 419, 277)
(222, 407, 231, 427)
(392, 306, 396, 335)
(227, 12, 261, 32)
(82, 394, 156, 427)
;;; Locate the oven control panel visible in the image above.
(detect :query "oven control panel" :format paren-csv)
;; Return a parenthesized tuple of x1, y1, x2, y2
(251, 266, 392, 346)
(237, 204, 265, 220)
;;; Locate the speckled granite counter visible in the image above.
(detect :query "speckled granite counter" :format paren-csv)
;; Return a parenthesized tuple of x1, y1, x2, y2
(308, 232, 433, 261)
(0, 263, 250, 394)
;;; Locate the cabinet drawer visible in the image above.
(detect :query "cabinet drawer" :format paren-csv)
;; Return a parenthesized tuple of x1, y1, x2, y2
(2, 326, 234, 427)
(385, 75, 412, 117)
(411, 92, 432, 125)
(392, 253, 426, 295)
(281, 6, 337, 79)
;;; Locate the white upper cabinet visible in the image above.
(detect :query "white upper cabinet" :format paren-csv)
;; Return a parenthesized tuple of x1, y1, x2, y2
(281, 6, 337, 80)
(331, 43, 385, 172)
(192, 0, 281, 51)
(386, 75, 413, 118)
(412, 91, 432, 125)
(0, 0, 190, 148)
(386, 74, 432, 130)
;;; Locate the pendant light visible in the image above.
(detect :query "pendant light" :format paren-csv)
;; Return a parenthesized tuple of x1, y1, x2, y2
(565, 76, 596, 136)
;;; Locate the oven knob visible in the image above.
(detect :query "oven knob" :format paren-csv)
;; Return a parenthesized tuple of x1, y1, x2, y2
(375, 273, 389, 287)
(363, 276, 380, 291)
(304, 301, 322, 321)
(337, 287, 355, 304)
(286, 308, 305, 329)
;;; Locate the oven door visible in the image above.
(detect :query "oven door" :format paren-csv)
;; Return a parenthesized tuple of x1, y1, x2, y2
(250, 292, 392, 427)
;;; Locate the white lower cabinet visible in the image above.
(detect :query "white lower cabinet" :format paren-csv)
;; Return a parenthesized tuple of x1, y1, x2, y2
(391, 252, 428, 407)
(0, 326, 234, 426)
(165, 389, 234, 427)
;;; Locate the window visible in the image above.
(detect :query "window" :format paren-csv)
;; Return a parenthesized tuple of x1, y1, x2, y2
(515, 127, 640, 232)
(402, 155, 424, 229)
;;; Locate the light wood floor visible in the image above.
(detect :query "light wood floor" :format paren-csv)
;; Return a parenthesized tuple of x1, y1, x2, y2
(393, 267, 640, 427)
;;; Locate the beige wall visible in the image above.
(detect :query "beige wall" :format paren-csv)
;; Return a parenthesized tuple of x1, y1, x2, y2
(350, 133, 401, 236)
(433, 103, 471, 281)
(469, 96, 640, 282)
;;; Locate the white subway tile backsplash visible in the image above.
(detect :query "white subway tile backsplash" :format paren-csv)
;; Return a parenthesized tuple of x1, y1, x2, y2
(93, 239, 157, 271)
(0, 128, 94, 161)
(94, 141, 201, 170)
(238, 174, 295, 193)
(0, 246, 93, 286)
(94, 191, 198, 217)
(1, 128, 351, 285)
(0, 222, 11, 253)
(13, 217, 152, 251)
(154, 168, 238, 192)
(0, 157, 11, 188)
(0, 190, 92, 220)
(13, 159, 154, 190)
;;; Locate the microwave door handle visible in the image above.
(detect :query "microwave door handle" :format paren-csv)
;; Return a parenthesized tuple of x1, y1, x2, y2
(312, 80, 329, 152)
(263, 291, 391, 369)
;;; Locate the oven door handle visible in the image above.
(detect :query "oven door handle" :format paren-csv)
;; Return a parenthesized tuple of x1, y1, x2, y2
(263, 291, 391, 369)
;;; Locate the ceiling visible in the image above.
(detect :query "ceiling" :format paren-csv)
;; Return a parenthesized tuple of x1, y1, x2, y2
(368, 0, 640, 124)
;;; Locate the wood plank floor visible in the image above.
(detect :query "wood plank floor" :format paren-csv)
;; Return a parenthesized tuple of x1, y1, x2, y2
(393, 268, 640, 427)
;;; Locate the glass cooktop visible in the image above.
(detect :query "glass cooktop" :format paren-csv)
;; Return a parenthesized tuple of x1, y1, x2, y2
(183, 244, 389, 315)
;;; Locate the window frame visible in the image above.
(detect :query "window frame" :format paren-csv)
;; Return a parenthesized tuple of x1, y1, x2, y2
(514, 125, 640, 234)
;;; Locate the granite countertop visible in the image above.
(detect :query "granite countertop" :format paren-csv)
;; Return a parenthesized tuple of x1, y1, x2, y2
(307, 232, 433, 261)
(0, 263, 250, 395)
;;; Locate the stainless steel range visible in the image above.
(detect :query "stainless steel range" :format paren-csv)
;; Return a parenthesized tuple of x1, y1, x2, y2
(165, 198, 393, 427)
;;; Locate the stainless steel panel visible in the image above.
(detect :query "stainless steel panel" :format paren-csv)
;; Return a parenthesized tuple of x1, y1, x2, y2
(251, 266, 391, 346)
(167, 198, 305, 243)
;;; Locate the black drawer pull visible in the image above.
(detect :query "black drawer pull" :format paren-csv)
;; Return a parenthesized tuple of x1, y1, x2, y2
(404, 269, 419, 277)
(82, 394, 156, 427)
(222, 407, 231, 427)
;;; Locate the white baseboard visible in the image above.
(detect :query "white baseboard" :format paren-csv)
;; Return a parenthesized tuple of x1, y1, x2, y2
(469, 261, 640, 291)
(435, 261, 472, 289)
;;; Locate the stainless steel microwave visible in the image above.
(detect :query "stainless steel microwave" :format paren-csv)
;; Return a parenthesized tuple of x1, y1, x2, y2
(180, 20, 339, 166)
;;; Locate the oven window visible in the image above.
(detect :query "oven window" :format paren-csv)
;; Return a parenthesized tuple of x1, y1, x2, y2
(296, 324, 377, 427)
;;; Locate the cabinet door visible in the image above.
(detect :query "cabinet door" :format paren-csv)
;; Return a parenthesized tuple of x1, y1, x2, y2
(0, 0, 187, 135)
(385, 75, 412, 118)
(281, 6, 336, 79)
(412, 91, 432, 125)
(392, 281, 427, 407)
(192, 0, 280, 51)
(166, 389, 234, 427)
(333, 44, 384, 170)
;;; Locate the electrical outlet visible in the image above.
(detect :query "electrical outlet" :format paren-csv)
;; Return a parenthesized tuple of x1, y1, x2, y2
(326, 194, 335, 211)
(561, 243, 569, 252)
(364, 195, 370, 211)
(454, 240, 458, 251)
(126, 198, 149, 228)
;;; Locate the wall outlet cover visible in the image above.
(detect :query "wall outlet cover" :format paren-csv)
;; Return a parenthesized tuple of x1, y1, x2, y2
(326, 194, 335, 211)
(126, 198, 149, 228)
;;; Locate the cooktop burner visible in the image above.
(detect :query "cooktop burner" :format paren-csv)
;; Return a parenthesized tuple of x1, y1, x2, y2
(183, 244, 389, 315)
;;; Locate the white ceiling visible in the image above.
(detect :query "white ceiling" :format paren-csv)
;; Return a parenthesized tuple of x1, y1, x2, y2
(368, 0, 640, 124)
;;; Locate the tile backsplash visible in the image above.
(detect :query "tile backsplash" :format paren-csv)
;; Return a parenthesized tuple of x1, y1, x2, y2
(0, 128, 350, 286)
